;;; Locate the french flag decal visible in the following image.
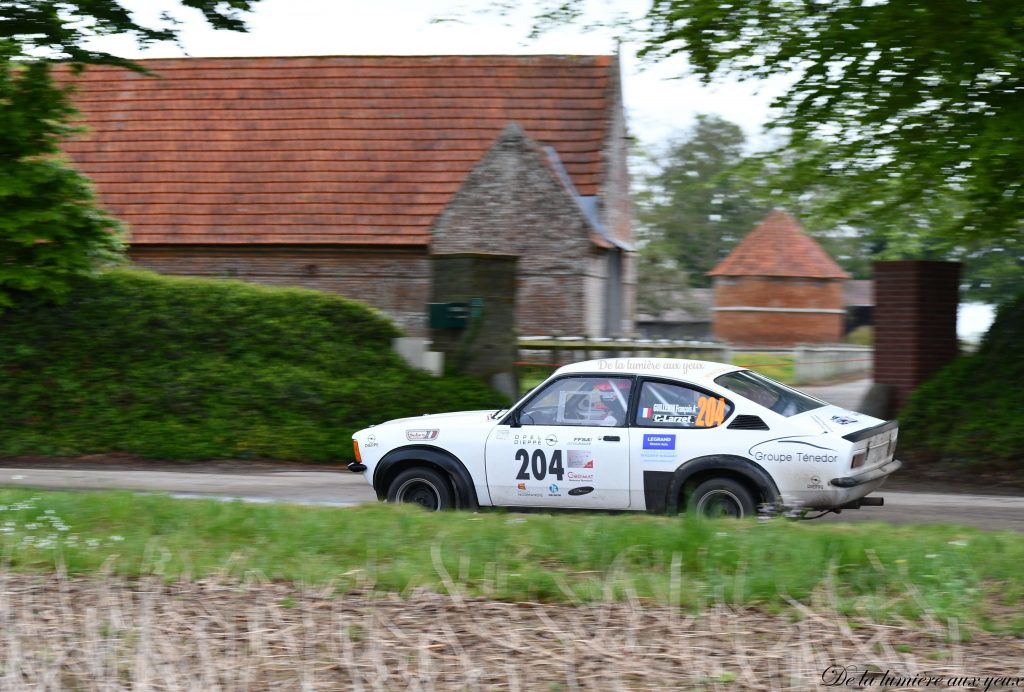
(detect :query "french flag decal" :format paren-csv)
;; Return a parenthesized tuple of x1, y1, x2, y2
(641, 407, 652, 418)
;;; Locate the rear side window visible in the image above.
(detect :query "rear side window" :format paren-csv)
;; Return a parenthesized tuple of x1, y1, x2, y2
(634, 380, 733, 429)
(713, 370, 824, 417)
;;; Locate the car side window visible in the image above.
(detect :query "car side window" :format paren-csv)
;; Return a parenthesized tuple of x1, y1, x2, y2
(518, 376, 633, 427)
(635, 380, 733, 429)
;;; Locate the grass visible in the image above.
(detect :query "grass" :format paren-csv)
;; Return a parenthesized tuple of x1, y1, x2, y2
(730, 352, 796, 383)
(2, 488, 1021, 632)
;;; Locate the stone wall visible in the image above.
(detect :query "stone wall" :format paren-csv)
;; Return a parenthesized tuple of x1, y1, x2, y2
(430, 123, 608, 336)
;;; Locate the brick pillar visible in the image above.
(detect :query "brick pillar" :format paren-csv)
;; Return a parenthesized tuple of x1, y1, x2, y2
(873, 261, 960, 410)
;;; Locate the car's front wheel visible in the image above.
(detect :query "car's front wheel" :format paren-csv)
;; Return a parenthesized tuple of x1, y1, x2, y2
(387, 467, 454, 511)
(688, 478, 755, 519)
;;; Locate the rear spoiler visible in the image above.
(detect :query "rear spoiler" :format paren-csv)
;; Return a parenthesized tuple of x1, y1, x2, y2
(842, 420, 898, 443)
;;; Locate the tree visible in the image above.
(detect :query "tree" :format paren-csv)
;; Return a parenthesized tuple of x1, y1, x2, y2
(636, 115, 765, 291)
(516, 0, 1024, 302)
(0, 45, 123, 308)
(0, 0, 259, 308)
(635, 114, 876, 316)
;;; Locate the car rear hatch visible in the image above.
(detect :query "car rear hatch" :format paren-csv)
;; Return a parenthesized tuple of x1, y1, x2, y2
(830, 420, 901, 488)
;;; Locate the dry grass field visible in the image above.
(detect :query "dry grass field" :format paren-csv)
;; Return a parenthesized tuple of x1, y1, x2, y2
(2, 571, 1021, 691)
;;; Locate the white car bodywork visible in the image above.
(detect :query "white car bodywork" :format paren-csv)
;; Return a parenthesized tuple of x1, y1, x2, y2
(350, 358, 901, 516)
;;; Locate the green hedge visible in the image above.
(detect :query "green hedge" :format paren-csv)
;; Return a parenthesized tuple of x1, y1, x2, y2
(0, 270, 507, 461)
(899, 292, 1024, 466)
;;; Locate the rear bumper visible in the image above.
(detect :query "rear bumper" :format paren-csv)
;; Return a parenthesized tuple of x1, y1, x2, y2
(830, 458, 902, 488)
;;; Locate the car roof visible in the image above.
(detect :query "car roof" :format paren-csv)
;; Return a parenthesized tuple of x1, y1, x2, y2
(553, 358, 745, 385)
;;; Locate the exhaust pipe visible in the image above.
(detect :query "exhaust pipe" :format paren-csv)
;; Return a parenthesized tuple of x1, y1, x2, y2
(839, 496, 885, 510)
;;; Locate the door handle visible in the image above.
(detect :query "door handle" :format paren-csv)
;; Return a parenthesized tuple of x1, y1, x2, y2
(602, 435, 620, 442)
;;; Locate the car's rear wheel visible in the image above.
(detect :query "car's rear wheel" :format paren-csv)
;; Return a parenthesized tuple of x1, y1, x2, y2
(387, 467, 454, 511)
(688, 478, 755, 519)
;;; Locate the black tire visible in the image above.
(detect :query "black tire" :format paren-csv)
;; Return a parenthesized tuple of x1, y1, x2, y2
(386, 467, 454, 511)
(688, 478, 756, 519)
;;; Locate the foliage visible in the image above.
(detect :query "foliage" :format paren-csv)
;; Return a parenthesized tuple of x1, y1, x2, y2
(642, 0, 1021, 239)
(0, 44, 123, 308)
(899, 290, 1024, 465)
(635, 115, 876, 317)
(1, 0, 257, 67)
(513, 0, 1024, 303)
(3, 489, 1023, 629)
(636, 115, 765, 290)
(0, 0, 260, 309)
(0, 270, 507, 461)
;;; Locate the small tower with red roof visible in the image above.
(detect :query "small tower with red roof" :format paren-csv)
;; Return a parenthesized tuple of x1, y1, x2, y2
(707, 210, 849, 346)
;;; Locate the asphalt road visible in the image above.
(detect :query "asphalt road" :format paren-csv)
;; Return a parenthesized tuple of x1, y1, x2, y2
(1, 466, 1022, 531)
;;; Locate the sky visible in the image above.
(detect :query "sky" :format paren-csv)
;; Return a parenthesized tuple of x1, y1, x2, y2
(83, 0, 994, 338)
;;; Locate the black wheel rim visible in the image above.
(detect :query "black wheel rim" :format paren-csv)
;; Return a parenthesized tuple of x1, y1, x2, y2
(396, 479, 440, 510)
(697, 490, 744, 518)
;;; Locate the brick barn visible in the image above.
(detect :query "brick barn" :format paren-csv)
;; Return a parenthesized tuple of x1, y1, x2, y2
(62, 55, 635, 337)
(708, 211, 849, 346)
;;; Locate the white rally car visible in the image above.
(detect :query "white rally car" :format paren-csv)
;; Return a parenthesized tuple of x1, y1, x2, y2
(349, 358, 901, 518)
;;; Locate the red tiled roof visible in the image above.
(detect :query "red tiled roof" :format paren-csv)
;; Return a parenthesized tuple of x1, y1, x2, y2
(60, 55, 616, 245)
(707, 210, 849, 279)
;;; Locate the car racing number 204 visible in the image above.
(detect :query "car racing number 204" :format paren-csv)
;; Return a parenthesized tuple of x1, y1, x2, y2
(514, 448, 565, 481)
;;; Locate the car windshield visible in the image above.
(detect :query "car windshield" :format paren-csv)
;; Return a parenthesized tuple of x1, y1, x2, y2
(713, 370, 824, 417)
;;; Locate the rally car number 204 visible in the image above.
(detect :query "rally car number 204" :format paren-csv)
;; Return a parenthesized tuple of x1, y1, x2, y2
(349, 358, 901, 518)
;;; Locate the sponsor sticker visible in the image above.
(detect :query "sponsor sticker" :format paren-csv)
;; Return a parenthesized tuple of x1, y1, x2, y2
(495, 429, 510, 441)
(545, 434, 558, 446)
(567, 450, 594, 469)
(569, 436, 592, 447)
(643, 434, 676, 450)
(831, 414, 858, 425)
(568, 486, 594, 496)
(548, 483, 560, 495)
(748, 439, 839, 464)
(365, 434, 378, 448)
(640, 433, 678, 461)
(567, 470, 594, 482)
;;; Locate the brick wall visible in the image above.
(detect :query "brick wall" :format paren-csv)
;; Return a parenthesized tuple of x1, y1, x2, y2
(873, 260, 960, 409)
(431, 123, 608, 336)
(129, 245, 430, 335)
(712, 276, 845, 346)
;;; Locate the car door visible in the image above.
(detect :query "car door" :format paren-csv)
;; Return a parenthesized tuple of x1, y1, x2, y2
(484, 375, 634, 509)
(630, 378, 736, 479)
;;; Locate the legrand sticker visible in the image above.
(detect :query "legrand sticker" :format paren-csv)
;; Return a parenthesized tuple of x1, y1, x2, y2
(643, 434, 676, 450)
